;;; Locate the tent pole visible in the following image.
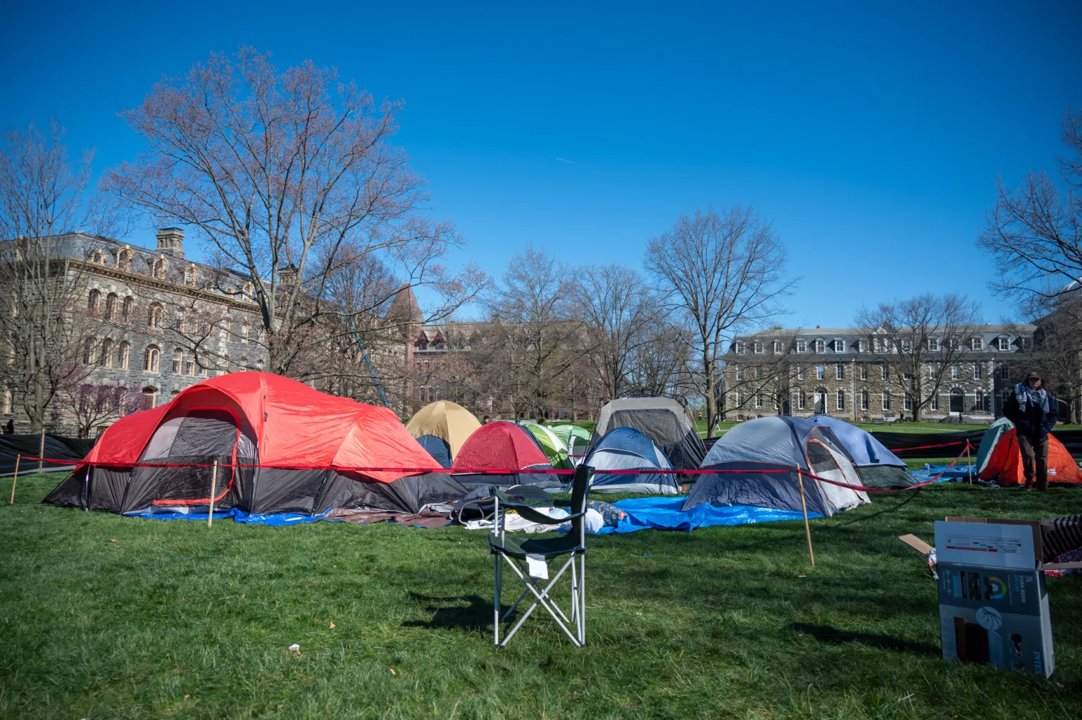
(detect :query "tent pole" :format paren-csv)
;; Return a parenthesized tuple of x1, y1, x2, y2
(9, 454, 20, 505)
(208, 460, 219, 528)
(796, 467, 816, 567)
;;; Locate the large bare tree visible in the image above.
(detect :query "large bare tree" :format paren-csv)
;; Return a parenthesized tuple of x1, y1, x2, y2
(106, 48, 482, 380)
(646, 207, 790, 436)
(979, 107, 1082, 317)
(0, 124, 103, 432)
(855, 294, 981, 422)
(567, 263, 664, 400)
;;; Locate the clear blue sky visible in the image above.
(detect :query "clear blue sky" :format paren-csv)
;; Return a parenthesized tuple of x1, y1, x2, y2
(3, 1, 1080, 328)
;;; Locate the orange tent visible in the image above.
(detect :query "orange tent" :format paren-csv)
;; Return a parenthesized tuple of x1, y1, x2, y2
(978, 427, 1082, 486)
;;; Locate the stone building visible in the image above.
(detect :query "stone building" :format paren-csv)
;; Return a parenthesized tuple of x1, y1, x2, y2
(722, 324, 1037, 423)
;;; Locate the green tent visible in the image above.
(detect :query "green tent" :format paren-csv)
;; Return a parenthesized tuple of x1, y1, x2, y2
(549, 424, 592, 466)
(520, 421, 572, 469)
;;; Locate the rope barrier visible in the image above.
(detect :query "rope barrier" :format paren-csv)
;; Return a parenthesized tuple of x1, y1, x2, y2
(24, 440, 976, 495)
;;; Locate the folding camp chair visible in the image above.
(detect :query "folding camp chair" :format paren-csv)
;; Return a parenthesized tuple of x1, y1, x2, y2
(489, 464, 592, 647)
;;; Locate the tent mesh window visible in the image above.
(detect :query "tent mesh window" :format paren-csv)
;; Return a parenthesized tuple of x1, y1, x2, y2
(805, 440, 841, 478)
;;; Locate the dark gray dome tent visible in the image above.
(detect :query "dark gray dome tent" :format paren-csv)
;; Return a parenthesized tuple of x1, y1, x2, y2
(585, 427, 680, 495)
(590, 397, 706, 473)
(683, 416, 870, 517)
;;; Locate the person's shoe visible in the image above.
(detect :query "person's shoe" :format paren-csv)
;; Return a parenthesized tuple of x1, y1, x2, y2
(1022, 484, 1033, 491)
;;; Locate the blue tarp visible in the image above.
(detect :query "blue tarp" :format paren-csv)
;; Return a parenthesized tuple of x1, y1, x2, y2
(126, 507, 333, 526)
(596, 496, 820, 535)
(908, 464, 979, 484)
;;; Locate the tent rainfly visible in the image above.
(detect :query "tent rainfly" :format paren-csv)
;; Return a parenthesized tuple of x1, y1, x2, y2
(684, 416, 870, 517)
(519, 421, 572, 468)
(451, 421, 558, 487)
(405, 400, 482, 461)
(43, 372, 464, 516)
(808, 415, 914, 488)
(585, 427, 680, 495)
(976, 417, 1082, 487)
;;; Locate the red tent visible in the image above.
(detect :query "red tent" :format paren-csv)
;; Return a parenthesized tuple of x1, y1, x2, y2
(451, 421, 555, 486)
(978, 427, 1082, 487)
(45, 372, 463, 515)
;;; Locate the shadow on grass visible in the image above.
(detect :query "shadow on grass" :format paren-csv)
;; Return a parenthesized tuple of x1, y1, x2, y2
(789, 622, 940, 656)
(403, 591, 497, 633)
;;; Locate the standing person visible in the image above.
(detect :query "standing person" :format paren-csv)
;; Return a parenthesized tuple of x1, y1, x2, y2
(1003, 372, 1059, 490)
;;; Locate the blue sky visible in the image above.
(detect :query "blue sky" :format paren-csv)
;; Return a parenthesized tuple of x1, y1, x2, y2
(3, 1, 1080, 328)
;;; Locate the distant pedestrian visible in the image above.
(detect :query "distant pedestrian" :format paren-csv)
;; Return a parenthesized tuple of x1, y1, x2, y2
(1003, 371, 1059, 490)
(3, 418, 12, 435)
(482, 415, 490, 425)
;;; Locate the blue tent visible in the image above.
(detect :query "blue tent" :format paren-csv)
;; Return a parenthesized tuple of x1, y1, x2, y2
(808, 415, 913, 488)
(416, 434, 452, 468)
(585, 427, 680, 495)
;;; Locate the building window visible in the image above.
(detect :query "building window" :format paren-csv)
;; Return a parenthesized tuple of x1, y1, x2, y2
(144, 345, 161, 373)
(100, 339, 113, 368)
(904, 395, 913, 411)
(142, 388, 158, 410)
(927, 338, 940, 352)
(796, 366, 804, 380)
(104, 293, 117, 320)
(172, 349, 183, 374)
(860, 390, 869, 411)
(88, 289, 101, 315)
(973, 362, 982, 379)
(836, 390, 845, 410)
(814, 339, 825, 353)
(753, 366, 761, 380)
(773, 340, 783, 354)
(859, 364, 868, 380)
(734, 341, 745, 354)
(797, 390, 806, 410)
(900, 339, 912, 352)
(82, 337, 95, 364)
(951, 365, 960, 380)
(971, 337, 984, 351)
(183, 354, 196, 376)
(148, 303, 163, 328)
(997, 337, 1009, 351)
(796, 340, 807, 353)
(816, 364, 825, 380)
(122, 296, 134, 322)
(152, 257, 167, 280)
(755, 394, 763, 409)
(117, 248, 132, 271)
(997, 365, 1011, 380)
(836, 363, 845, 380)
(185, 264, 198, 286)
(117, 342, 130, 370)
(975, 392, 986, 411)
(834, 338, 846, 353)
(753, 341, 764, 354)
(880, 364, 888, 380)
(882, 392, 892, 411)
(733, 364, 742, 381)
(855, 339, 866, 352)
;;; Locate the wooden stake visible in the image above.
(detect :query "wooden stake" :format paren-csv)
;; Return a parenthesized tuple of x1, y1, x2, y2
(9, 454, 20, 505)
(38, 430, 45, 472)
(797, 467, 816, 567)
(207, 460, 219, 528)
(966, 440, 973, 485)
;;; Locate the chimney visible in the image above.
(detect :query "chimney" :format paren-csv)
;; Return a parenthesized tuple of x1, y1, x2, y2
(156, 227, 185, 258)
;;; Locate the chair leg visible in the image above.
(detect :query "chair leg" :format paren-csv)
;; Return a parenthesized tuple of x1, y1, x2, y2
(578, 553, 586, 645)
(498, 556, 582, 648)
(493, 551, 501, 646)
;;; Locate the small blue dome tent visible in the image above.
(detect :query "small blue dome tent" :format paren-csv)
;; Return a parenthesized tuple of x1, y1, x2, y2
(585, 427, 680, 495)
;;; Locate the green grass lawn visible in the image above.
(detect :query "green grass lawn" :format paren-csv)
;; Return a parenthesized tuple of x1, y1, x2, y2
(3, 471, 1081, 719)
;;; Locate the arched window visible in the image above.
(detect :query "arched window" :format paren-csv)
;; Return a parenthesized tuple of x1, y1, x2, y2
(144, 345, 160, 373)
(148, 303, 163, 328)
(255, 357, 265, 371)
(185, 264, 198, 286)
(90, 250, 105, 264)
(82, 337, 95, 364)
(117, 342, 130, 370)
(142, 386, 158, 410)
(100, 339, 113, 367)
(152, 257, 167, 280)
(117, 248, 133, 272)
(88, 289, 101, 315)
(183, 353, 195, 376)
(172, 349, 183, 374)
(121, 296, 134, 322)
(104, 293, 117, 320)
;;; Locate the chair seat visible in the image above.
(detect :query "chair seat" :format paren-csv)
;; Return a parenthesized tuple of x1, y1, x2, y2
(489, 530, 584, 559)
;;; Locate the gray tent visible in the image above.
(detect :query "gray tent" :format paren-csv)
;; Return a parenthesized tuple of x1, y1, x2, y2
(590, 397, 706, 472)
(684, 416, 870, 517)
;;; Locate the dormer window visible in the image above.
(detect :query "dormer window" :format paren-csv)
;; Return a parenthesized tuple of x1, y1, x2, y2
(814, 339, 825, 353)
(117, 248, 133, 272)
(796, 340, 807, 353)
(970, 337, 984, 351)
(834, 338, 846, 353)
(927, 338, 940, 352)
(90, 250, 105, 264)
(152, 257, 167, 280)
(733, 341, 745, 354)
(753, 341, 764, 354)
(997, 337, 1009, 351)
(185, 264, 198, 287)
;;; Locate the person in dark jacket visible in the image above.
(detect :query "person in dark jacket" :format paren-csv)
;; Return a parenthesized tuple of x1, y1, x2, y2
(1003, 371, 1059, 490)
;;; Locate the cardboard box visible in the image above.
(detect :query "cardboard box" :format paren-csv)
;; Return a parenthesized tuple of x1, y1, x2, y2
(933, 519, 1054, 677)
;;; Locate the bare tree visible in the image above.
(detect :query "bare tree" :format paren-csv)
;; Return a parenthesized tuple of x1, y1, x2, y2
(62, 382, 144, 438)
(646, 207, 790, 436)
(855, 294, 981, 421)
(0, 124, 104, 432)
(480, 249, 581, 419)
(106, 48, 482, 380)
(979, 107, 1082, 318)
(1030, 312, 1082, 423)
(567, 264, 664, 400)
